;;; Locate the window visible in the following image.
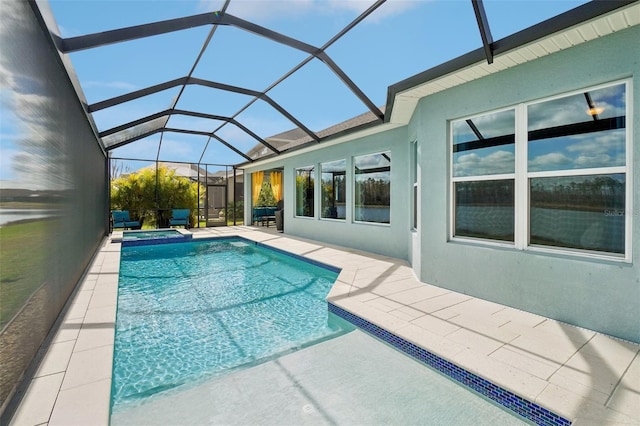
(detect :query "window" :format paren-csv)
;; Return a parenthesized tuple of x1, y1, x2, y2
(321, 159, 346, 220)
(452, 109, 515, 241)
(529, 174, 625, 253)
(411, 141, 418, 230)
(354, 152, 391, 224)
(295, 166, 314, 217)
(527, 83, 627, 254)
(451, 81, 630, 258)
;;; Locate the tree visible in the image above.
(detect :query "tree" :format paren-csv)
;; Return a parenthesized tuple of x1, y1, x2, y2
(256, 182, 277, 207)
(110, 166, 202, 227)
(110, 159, 131, 179)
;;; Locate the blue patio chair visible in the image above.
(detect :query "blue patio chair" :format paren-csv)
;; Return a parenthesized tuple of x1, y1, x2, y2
(253, 207, 266, 225)
(112, 210, 141, 230)
(252, 207, 276, 227)
(169, 209, 190, 228)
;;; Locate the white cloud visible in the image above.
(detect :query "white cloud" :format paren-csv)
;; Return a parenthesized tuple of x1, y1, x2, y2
(566, 131, 625, 156)
(199, 0, 314, 20)
(566, 139, 605, 155)
(562, 131, 626, 169)
(0, 148, 18, 180)
(453, 150, 514, 177)
(110, 138, 160, 161)
(573, 154, 615, 169)
(528, 152, 572, 172)
(157, 137, 203, 162)
(198, 0, 418, 23)
(354, 151, 391, 168)
(0, 63, 17, 89)
(10, 150, 58, 190)
(327, 0, 418, 22)
(528, 84, 626, 131)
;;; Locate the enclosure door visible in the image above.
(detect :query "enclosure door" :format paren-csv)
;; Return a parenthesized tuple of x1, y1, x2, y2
(206, 185, 227, 227)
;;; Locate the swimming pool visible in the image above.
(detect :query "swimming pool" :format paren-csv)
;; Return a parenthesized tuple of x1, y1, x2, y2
(112, 237, 352, 411)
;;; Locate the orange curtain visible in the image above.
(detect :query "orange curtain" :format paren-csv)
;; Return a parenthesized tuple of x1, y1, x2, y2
(270, 171, 282, 201)
(252, 171, 264, 204)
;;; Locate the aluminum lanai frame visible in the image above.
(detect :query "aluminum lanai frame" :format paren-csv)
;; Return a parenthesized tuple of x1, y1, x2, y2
(43, 0, 636, 169)
(56, 0, 392, 165)
(88, 77, 321, 145)
(59, 11, 385, 118)
(48, 0, 502, 167)
(383, 0, 637, 122)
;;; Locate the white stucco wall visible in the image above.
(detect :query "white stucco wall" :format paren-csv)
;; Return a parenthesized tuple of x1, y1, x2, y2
(409, 26, 640, 342)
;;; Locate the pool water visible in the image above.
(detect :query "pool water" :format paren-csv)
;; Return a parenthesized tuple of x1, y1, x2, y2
(112, 238, 351, 410)
(122, 229, 184, 240)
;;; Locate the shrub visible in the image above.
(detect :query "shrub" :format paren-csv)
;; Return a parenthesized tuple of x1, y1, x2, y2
(111, 166, 202, 227)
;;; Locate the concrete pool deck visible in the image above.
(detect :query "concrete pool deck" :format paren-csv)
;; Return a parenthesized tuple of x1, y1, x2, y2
(8, 226, 640, 425)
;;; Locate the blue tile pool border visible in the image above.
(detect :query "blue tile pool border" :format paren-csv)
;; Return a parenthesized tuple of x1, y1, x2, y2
(328, 303, 572, 426)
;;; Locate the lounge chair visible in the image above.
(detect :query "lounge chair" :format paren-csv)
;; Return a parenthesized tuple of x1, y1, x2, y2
(169, 209, 190, 228)
(112, 210, 141, 230)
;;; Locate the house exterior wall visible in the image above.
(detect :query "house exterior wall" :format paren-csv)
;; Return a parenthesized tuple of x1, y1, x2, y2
(409, 26, 639, 342)
(0, 1, 108, 412)
(244, 126, 410, 260)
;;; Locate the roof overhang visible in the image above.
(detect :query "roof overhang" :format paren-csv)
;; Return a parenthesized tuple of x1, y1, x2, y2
(387, 0, 640, 126)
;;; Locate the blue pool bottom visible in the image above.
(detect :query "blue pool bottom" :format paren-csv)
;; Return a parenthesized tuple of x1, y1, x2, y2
(113, 237, 351, 411)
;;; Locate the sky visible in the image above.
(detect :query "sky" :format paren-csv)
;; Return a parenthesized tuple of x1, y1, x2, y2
(452, 81, 626, 177)
(2, 0, 591, 180)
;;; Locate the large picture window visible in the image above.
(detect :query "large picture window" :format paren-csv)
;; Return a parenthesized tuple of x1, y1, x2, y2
(295, 166, 315, 217)
(451, 81, 630, 258)
(354, 152, 391, 224)
(321, 159, 346, 220)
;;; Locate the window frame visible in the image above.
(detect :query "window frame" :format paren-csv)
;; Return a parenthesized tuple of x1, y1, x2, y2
(411, 140, 418, 231)
(450, 79, 632, 262)
(320, 159, 347, 221)
(294, 165, 316, 219)
(450, 106, 517, 246)
(353, 151, 392, 226)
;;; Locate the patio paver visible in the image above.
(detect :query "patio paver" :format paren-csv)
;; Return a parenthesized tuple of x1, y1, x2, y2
(7, 226, 640, 425)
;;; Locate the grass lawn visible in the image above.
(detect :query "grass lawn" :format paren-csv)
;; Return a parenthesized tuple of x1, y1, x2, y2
(0, 220, 49, 329)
